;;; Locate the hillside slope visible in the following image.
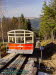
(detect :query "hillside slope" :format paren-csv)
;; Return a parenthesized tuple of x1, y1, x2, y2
(30, 18, 40, 29)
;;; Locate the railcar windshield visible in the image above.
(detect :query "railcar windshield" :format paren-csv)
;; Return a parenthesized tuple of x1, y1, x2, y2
(25, 37, 32, 43)
(16, 37, 24, 43)
(9, 37, 15, 43)
(7, 30, 34, 44)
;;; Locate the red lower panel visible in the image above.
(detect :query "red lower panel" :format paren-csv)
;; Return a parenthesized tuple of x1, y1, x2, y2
(8, 43, 34, 50)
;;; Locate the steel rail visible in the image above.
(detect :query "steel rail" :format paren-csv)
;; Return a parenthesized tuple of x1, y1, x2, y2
(0, 53, 19, 72)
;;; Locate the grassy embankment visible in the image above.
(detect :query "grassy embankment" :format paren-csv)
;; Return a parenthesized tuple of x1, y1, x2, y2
(0, 42, 8, 58)
(40, 40, 56, 74)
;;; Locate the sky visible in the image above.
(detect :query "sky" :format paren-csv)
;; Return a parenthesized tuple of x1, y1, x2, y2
(1, 0, 50, 18)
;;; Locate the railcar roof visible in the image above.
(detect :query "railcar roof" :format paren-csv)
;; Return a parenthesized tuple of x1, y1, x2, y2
(7, 29, 33, 34)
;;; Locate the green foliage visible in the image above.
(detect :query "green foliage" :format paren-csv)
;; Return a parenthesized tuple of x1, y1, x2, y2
(0, 14, 32, 39)
(0, 42, 3, 47)
(20, 14, 25, 27)
(2, 16, 8, 32)
(11, 17, 18, 29)
(19, 14, 32, 30)
(33, 29, 39, 37)
(40, 0, 56, 40)
(41, 40, 52, 46)
(27, 19, 32, 30)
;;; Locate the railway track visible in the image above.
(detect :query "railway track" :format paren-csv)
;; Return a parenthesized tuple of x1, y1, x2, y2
(0, 53, 19, 72)
(0, 54, 37, 75)
(21, 58, 37, 75)
(0, 55, 26, 75)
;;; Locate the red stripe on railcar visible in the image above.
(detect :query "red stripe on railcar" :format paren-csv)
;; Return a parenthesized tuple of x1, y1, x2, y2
(8, 43, 34, 50)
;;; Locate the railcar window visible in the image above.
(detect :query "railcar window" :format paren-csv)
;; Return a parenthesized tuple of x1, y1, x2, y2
(15, 31, 24, 33)
(9, 37, 15, 43)
(25, 34, 33, 36)
(8, 30, 34, 44)
(10, 31, 14, 33)
(25, 37, 32, 43)
(25, 34, 30, 36)
(16, 37, 24, 43)
(16, 34, 24, 36)
(25, 31, 30, 33)
(9, 34, 14, 36)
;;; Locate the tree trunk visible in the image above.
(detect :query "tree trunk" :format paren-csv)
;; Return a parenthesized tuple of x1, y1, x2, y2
(44, 34, 48, 40)
(51, 30, 54, 41)
(44, 36, 47, 40)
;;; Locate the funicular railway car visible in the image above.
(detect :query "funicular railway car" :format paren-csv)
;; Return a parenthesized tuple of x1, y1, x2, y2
(7, 29, 34, 54)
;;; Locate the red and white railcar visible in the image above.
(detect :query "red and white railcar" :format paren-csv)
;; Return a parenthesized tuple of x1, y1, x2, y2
(7, 29, 34, 54)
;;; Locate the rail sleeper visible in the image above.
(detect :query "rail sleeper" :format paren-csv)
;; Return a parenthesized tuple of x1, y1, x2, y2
(21, 58, 37, 75)
(0, 53, 16, 69)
